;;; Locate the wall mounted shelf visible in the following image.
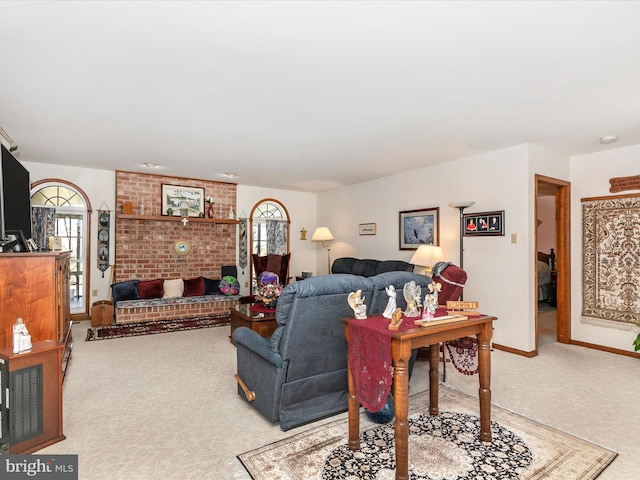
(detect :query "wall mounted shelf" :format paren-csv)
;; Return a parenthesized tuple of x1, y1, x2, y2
(117, 214, 239, 225)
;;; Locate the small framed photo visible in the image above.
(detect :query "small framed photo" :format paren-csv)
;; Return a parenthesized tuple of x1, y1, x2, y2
(463, 210, 505, 236)
(399, 207, 439, 249)
(359, 223, 376, 235)
(161, 184, 204, 217)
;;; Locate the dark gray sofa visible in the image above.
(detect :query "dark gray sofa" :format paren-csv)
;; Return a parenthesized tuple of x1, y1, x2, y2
(331, 257, 414, 277)
(232, 270, 431, 430)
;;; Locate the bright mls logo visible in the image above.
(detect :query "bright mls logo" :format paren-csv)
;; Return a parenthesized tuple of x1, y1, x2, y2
(2, 455, 78, 479)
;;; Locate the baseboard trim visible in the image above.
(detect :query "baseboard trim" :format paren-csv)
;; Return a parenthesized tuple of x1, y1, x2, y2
(569, 339, 640, 359)
(492, 341, 640, 359)
(491, 343, 537, 357)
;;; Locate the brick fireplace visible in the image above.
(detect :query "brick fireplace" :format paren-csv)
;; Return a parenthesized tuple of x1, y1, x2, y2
(115, 171, 237, 283)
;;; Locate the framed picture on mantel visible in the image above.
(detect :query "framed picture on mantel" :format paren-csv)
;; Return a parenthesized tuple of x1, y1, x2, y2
(161, 184, 204, 217)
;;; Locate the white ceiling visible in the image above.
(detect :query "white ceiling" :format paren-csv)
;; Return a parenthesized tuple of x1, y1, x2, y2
(1, 1, 639, 192)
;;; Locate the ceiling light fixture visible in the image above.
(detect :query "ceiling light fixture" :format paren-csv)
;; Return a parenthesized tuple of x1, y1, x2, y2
(600, 135, 618, 145)
(142, 162, 157, 168)
(225, 173, 237, 178)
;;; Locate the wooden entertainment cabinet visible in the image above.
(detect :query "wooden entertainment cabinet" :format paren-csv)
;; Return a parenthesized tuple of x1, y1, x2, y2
(0, 251, 73, 381)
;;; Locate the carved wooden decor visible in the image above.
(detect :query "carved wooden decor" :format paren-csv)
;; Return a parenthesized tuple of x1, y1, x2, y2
(609, 175, 640, 193)
(446, 300, 481, 316)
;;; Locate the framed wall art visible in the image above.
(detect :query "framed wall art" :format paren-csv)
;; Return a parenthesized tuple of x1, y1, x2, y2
(359, 223, 376, 235)
(463, 210, 505, 236)
(161, 184, 204, 217)
(399, 207, 439, 249)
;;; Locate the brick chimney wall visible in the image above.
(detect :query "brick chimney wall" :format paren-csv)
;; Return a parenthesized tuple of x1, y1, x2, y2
(115, 171, 237, 282)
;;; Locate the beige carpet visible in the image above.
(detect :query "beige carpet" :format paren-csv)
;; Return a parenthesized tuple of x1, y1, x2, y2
(38, 319, 638, 480)
(238, 387, 616, 480)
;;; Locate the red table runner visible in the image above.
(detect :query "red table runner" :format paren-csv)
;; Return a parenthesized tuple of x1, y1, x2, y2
(347, 314, 421, 411)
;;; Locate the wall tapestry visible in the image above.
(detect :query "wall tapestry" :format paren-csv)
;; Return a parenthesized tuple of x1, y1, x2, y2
(238, 218, 248, 274)
(582, 194, 640, 329)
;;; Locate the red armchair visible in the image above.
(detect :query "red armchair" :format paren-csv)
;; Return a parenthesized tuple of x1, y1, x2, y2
(252, 253, 291, 288)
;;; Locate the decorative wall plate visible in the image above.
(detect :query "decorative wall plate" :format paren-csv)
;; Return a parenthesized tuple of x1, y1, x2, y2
(174, 240, 191, 255)
(99, 211, 110, 226)
(98, 228, 109, 242)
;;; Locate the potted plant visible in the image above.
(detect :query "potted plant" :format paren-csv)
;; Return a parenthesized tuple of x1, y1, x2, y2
(634, 325, 640, 351)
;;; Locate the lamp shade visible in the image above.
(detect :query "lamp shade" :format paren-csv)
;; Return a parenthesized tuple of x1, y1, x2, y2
(311, 227, 334, 242)
(410, 244, 444, 273)
(448, 200, 475, 209)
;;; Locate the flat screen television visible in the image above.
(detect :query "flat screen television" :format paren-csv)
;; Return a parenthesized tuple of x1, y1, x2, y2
(1, 144, 32, 245)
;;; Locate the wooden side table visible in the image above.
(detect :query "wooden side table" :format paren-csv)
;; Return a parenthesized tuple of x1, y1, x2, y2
(344, 314, 497, 480)
(229, 304, 277, 345)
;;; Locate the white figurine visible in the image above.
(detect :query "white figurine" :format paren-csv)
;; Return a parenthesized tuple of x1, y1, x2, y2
(348, 290, 367, 319)
(423, 281, 442, 319)
(403, 281, 422, 318)
(382, 285, 397, 319)
(13, 317, 32, 354)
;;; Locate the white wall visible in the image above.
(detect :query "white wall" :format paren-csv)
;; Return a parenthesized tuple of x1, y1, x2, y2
(570, 144, 640, 351)
(536, 196, 556, 253)
(317, 144, 558, 352)
(22, 161, 116, 303)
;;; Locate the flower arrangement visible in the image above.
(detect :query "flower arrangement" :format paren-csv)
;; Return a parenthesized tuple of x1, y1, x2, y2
(256, 282, 283, 306)
(205, 196, 214, 204)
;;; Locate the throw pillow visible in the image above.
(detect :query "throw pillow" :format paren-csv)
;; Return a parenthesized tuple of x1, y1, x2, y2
(203, 277, 221, 295)
(183, 276, 205, 297)
(163, 278, 184, 298)
(111, 280, 140, 303)
(219, 275, 239, 296)
(137, 278, 164, 299)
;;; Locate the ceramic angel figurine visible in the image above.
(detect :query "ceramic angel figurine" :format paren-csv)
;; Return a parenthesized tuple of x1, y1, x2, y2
(348, 290, 367, 319)
(382, 285, 397, 319)
(423, 281, 442, 319)
(402, 281, 422, 317)
(13, 317, 32, 354)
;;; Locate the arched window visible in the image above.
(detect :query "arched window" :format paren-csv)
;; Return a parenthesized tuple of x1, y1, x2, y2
(31, 181, 91, 318)
(249, 199, 290, 291)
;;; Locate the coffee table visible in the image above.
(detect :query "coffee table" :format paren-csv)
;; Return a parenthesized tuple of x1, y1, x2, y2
(229, 304, 277, 345)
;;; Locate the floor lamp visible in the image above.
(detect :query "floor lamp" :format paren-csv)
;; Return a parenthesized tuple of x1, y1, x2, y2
(311, 227, 334, 274)
(448, 201, 475, 299)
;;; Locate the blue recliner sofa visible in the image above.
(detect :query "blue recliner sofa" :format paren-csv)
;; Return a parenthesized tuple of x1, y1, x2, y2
(232, 270, 431, 431)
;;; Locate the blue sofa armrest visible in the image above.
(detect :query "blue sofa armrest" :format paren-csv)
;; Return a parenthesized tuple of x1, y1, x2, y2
(232, 327, 285, 368)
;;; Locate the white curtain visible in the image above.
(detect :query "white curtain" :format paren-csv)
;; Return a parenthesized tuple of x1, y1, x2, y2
(266, 219, 287, 254)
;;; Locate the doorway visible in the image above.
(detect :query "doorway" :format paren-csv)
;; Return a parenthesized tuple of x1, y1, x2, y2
(535, 175, 571, 353)
(31, 180, 92, 320)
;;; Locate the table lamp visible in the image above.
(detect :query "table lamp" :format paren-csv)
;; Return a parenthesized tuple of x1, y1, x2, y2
(311, 226, 334, 274)
(409, 244, 444, 275)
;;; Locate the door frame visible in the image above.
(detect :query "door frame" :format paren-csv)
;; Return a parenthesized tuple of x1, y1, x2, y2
(535, 174, 571, 351)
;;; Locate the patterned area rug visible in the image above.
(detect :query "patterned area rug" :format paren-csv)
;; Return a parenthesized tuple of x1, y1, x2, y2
(85, 314, 230, 341)
(238, 387, 616, 480)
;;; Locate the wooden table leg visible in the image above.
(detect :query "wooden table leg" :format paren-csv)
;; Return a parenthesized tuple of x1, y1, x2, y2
(392, 341, 411, 480)
(346, 327, 360, 451)
(429, 343, 439, 416)
(477, 322, 493, 442)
